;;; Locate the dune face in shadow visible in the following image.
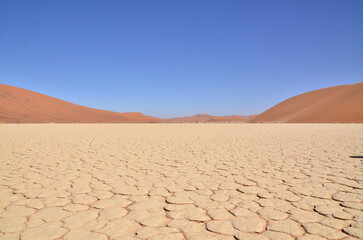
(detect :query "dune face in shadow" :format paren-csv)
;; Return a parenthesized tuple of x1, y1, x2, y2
(251, 82, 363, 123)
(0, 84, 162, 123)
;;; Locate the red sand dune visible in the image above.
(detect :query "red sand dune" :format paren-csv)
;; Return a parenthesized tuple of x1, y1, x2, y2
(251, 82, 363, 123)
(2, 82, 362, 123)
(169, 114, 254, 123)
(0, 84, 162, 123)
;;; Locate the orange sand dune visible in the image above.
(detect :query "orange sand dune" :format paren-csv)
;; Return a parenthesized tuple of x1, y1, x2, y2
(2, 82, 362, 123)
(169, 114, 253, 123)
(0, 84, 162, 123)
(251, 82, 363, 123)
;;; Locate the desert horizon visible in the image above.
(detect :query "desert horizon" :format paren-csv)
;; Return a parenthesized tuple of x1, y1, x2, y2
(1, 1, 363, 240)
(1, 82, 362, 124)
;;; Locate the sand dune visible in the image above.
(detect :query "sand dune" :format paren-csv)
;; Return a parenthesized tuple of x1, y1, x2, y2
(251, 82, 363, 123)
(169, 114, 254, 123)
(2, 82, 362, 123)
(0, 84, 162, 123)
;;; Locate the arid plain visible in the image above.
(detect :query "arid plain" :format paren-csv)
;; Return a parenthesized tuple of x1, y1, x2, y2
(0, 124, 362, 240)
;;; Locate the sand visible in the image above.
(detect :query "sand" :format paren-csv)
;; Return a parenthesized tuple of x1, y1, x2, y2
(0, 84, 161, 123)
(2, 83, 363, 124)
(252, 82, 363, 123)
(0, 124, 362, 240)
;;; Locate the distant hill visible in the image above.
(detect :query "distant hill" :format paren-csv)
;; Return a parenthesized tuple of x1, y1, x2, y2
(251, 82, 363, 123)
(208, 115, 257, 122)
(169, 114, 214, 123)
(0, 84, 162, 123)
(2, 82, 362, 123)
(169, 114, 254, 123)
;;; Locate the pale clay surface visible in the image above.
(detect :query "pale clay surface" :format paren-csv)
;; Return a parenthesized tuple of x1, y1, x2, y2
(0, 124, 362, 240)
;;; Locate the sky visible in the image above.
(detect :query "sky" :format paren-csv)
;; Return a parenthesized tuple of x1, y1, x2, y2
(1, 0, 362, 118)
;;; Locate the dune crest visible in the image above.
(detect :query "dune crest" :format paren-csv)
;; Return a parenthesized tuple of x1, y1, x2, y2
(0, 84, 161, 123)
(251, 82, 363, 123)
(1, 82, 362, 123)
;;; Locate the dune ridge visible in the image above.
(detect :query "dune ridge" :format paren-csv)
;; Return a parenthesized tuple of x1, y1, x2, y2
(1, 82, 363, 123)
(0, 84, 161, 123)
(0, 84, 253, 123)
(251, 82, 363, 123)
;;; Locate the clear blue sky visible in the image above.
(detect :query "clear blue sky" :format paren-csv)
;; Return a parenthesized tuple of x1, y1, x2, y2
(1, 0, 362, 118)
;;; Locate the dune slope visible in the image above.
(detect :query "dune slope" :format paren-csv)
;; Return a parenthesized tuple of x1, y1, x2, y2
(251, 82, 363, 123)
(0, 84, 161, 123)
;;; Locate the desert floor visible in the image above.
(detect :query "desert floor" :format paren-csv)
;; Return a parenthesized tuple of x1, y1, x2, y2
(0, 124, 362, 240)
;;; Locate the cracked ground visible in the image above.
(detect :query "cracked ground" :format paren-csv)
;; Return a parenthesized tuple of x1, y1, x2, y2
(0, 124, 362, 240)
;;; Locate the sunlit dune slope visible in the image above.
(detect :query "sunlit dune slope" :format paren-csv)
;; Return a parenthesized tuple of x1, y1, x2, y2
(0, 84, 162, 123)
(251, 82, 363, 123)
